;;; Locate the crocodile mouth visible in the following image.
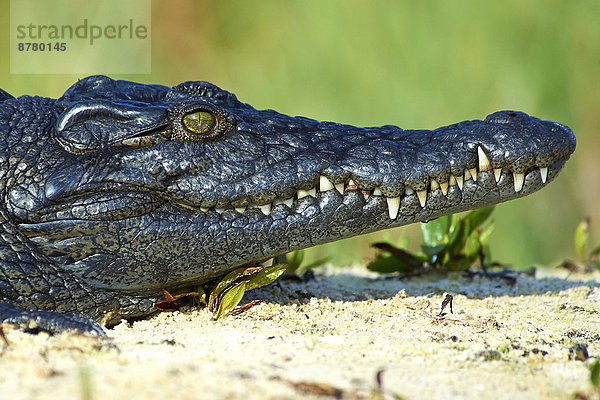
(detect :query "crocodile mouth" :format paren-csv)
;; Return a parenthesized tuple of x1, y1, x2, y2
(172, 146, 568, 222)
(24, 140, 568, 229)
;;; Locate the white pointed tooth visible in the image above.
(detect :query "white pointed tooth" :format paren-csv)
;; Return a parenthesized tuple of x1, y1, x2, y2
(200, 207, 209, 212)
(386, 196, 400, 220)
(283, 198, 294, 208)
(469, 168, 478, 181)
(440, 181, 449, 196)
(513, 172, 524, 192)
(405, 188, 414, 195)
(539, 167, 548, 184)
(347, 179, 357, 190)
(235, 206, 246, 213)
(456, 175, 464, 190)
(430, 179, 439, 190)
(334, 182, 345, 194)
(319, 176, 334, 191)
(258, 204, 271, 215)
(297, 188, 316, 199)
(493, 168, 502, 183)
(417, 190, 427, 207)
(215, 208, 225, 214)
(477, 146, 492, 171)
(372, 187, 382, 196)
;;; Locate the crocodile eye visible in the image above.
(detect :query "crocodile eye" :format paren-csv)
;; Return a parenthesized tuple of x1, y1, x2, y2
(182, 111, 216, 134)
(171, 103, 236, 142)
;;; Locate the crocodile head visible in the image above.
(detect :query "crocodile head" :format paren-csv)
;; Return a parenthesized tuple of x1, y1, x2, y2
(4, 76, 575, 296)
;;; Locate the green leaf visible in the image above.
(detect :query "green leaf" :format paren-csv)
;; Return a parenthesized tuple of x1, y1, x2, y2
(445, 221, 466, 258)
(209, 268, 246, 309)
(482, 243, 492, 263)
(411, 252, 430, 263)
(286, 250, 305, 272)
(208, 266, 260, 311)
(446, 216, 463, 245)
(464, 206, 495, 235)
(464, 230, 481, 261)
(246, 263, 288, 291)
(590, 358, 600, 388)
(421, 243, 447, 257)
(447, 220, 468, 257)
(197, 286, 207, 307)
(574, 218, 590, 263)
(448, 213, 460, 232)
(366, 255, 414, 273)
(479, 220, 495, 246)
(421, 216, 451, 247)
(214, 282, 247, 320)
(212, 268, 247, 296)
(372, 242, 423, 269)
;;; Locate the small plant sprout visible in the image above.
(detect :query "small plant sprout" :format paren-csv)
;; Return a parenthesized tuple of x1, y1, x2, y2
(368, 206, 496, 275)
(154, 263, 287, 320)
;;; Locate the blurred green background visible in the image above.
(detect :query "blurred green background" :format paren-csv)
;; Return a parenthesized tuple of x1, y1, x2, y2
(1, 0, 598, 269)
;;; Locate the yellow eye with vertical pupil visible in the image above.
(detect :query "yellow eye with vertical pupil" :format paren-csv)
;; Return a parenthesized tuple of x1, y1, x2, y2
(182, 111, 216, 134)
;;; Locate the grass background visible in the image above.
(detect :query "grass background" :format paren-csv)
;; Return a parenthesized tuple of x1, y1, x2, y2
(1, 0, 598, 269)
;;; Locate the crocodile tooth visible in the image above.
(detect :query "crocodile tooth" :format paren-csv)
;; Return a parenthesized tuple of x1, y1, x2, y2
(362, 191, 370, 201)
(297, 188, 316, 199)
(449, 175, 457, 186)
(215, 208, 225, 214)
(464, 169, 471, 181)
(283, 198, 294, 208)
(469, 168, 478, 181)
(430, 179, 439, 190)
(417, 190, 427, 207)
(200, 207, 209, 212)
(258, 204, 271, 215)
(386, 196, 400, 220)
(493, 168, 502, 183)
(539, 167, 548, 184)
(477, 146, 492, 171)
(235, 206, 246, 213)
(513, 172, 524, 192)
(440, 181, 449, 196)
(347, 179, 357, 190)
(334, 182, 345, 194)
(372, 187, 382, 196)
(319, 176, 334, 192)
(456, 175, 464, 190)
(405, 188, 414, 195)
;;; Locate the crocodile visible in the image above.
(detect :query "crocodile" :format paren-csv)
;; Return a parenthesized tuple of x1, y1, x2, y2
(0, 76, 575, 333)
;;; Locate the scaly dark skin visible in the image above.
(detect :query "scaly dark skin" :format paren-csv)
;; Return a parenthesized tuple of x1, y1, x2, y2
(0, 76, 575, 334)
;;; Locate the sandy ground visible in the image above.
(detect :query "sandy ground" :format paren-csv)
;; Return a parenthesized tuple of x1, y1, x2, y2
(1, 267, 599, 400)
